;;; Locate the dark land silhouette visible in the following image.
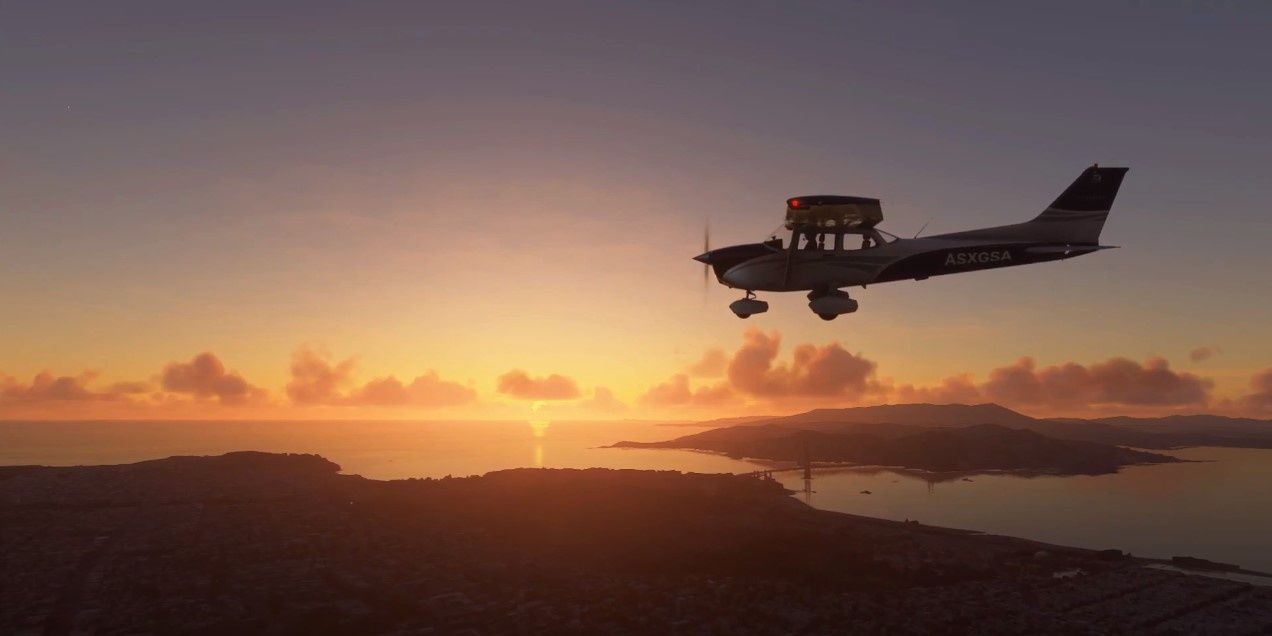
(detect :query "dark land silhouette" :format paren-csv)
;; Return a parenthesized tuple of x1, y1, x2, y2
(687, 403, 1272, 449)
(2, 452, 1270, 634)
(619, 403, 1272, 476)
(613, 422, 1177, 475)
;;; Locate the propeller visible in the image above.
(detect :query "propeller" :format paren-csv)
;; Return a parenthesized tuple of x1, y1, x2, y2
(702, 218, 711, 295)
(782, 230, 797, 288)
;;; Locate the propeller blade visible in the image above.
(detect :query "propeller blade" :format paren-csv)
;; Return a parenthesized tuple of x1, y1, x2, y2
(702, 219, 711, 295)
(783, 235, 795, 287)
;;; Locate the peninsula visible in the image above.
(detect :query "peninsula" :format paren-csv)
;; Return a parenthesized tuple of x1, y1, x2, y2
(613, 418, 1180, 475)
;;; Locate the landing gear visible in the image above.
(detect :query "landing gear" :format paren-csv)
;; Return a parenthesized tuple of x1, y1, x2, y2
(808, 289, 858, 320)
(729, 290, 769, 319)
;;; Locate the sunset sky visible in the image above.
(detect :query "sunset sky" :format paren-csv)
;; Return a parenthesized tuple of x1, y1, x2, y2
(3, 2, 1270, 420)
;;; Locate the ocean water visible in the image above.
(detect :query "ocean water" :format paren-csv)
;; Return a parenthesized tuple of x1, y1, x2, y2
(2, 420, 1269, 572)
(771, 447, 1272, 573)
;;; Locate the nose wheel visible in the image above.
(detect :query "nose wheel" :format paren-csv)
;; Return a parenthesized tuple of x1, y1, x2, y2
(729, 291, 769, 319)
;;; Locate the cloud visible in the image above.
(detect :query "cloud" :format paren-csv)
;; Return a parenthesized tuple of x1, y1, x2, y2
(637, 374, 734, 407)
(1189, 346, 1220, 362)
(347, 372, 476, 408)
(653, 330, 1221, 415)
(727, 329, 879, 399)
(891, 373, 983, 404)
(579, 386, 627, 413)
(686, 348, 727, 378)
(286, 347, 474, 408)
(639, 330, 880, 409)
(0, 371, 141, 403)
(979, 356, 1211, 408)
(161, 353, 265, 405)
(107, 381, 151, 395)
(286, 348, 356, 404)
(495, 370, 581, 400)
(1237, 368, 1272, 414)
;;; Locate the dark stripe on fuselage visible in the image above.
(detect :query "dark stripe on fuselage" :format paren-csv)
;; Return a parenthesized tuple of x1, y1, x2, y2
(873, 244, 1080, 283)
(1033, 210, 1109, 222)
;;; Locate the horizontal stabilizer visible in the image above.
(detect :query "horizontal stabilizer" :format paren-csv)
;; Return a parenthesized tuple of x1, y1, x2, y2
(1024, 245, 1119, 255)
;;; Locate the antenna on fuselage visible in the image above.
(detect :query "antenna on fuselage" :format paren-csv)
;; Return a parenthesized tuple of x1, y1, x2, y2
(913, 219, 932, 239)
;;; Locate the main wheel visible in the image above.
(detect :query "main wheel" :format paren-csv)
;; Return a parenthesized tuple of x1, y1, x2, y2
(736, 313, 751, 319)
(818, 313, 837, 321)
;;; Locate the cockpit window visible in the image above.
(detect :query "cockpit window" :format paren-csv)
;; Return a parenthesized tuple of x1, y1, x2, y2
(785, 229, 896, 252)
(857, 229, 895, 249)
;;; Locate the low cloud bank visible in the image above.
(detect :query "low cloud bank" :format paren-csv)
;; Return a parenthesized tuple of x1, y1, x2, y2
(162, 353, 264, 405)
(496, 370, 581, 400)
(0, 371, 144, 403)
(287, 348, 475, 407)
(642, 330, 1224, 415)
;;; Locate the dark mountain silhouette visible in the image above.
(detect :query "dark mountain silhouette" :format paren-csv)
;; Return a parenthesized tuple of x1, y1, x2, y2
(771, 403, 1037, 428)
(693, 403, 1272, 450)
(1087, 414, 1272, 443)
(877, 425, 1174, 473)
(661, 414, 777, 428)
(612, 423, 1176, 475)
(0, 451, 342, 506)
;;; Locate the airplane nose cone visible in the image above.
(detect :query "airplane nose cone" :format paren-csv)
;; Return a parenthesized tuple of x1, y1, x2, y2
(693, 252, 711, 264)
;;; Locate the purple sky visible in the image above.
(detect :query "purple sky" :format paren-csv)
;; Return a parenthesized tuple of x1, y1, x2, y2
(2, 1, 1270, 418)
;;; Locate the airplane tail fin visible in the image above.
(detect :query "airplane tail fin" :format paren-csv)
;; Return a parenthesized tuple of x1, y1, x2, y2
(1025, 165, 1129, 244)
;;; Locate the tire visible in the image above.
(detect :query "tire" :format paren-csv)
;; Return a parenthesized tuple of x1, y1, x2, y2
(818, 313, 837, 321)
(736, 314, 751, 319)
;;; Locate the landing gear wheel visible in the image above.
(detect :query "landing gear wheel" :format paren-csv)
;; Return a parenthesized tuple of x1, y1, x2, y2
(729, 292, 768, 319)
(808, 289, 858, 320)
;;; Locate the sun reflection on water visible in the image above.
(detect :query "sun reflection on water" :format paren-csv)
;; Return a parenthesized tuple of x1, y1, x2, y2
(529, 420, 549, 468)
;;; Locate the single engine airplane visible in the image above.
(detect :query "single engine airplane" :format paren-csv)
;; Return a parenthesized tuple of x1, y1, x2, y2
(695, 164, 1128, 320)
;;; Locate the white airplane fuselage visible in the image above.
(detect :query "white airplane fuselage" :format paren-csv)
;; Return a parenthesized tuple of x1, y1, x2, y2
(694, 165, 1128, 318)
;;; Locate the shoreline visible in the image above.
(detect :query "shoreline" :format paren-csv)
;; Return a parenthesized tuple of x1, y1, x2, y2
(608, 444, 1183, 479)
(778, 489, 1272, 584)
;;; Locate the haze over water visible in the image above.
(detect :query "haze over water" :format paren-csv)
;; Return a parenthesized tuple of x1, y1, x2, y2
(4, 419, 1269, 572)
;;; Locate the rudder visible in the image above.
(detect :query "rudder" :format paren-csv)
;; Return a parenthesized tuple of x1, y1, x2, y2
(1028, 165, 1129, 243)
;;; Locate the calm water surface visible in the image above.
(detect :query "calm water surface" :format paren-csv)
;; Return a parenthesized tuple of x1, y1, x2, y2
(773, 447, 1272, 573)
(2, 420, 1269, 571)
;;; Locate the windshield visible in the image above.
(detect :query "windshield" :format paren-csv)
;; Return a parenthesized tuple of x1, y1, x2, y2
(874, 228, 901, 244)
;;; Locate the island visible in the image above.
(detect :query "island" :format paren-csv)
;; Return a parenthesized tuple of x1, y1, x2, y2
(2, 452, 1269, 634)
